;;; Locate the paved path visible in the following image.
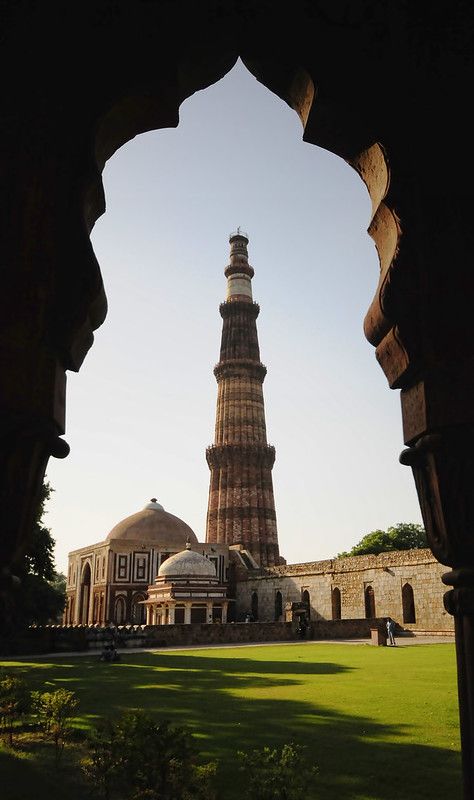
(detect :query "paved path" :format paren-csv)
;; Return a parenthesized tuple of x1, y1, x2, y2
(4, 635, 455, 660)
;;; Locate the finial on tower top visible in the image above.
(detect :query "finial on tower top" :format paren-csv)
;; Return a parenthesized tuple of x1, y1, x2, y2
(229, 228, 249, 242)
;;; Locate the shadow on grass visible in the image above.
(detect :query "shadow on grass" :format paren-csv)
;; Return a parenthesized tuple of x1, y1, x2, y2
(0, 651, 462, 800)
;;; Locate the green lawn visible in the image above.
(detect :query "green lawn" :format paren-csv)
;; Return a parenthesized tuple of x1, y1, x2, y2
(0, 642, 461, 800)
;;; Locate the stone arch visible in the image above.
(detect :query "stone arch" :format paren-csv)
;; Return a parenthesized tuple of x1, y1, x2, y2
(132, 593, 146, 624)
(64, 595, 74, 625)
(114, 595, 126, 625)
(77, 59, 394, 403)
(79, 562, 92, 625)
(251, 591, 259, 621)
(402, 583, 416, 624)
(301, 589, 311, 620)
(275, 590, 283, 621)
(332, 587, 342, 621)
(364, 585, 376, 619)
(2, 5, 473, 793)
(1, 13, 401, 589)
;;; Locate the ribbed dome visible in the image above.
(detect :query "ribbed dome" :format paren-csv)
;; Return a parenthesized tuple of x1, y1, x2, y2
(106, 499, 198, 546)
(158, 548, 217, 578)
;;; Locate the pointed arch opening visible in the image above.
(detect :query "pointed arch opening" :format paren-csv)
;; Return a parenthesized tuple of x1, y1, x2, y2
(55, 55, 393, 586)
(114, 595, 126, 625)
(79, 562, 92, 625)
(132, 593, 146, 624)
(402, 583, 416, 624)
(365, 585, 376, 619)
(275, 590, 283, 621)
(332, 587, 342, 620)
(251, 591, 259, 621)
(301, 589, 311, 620)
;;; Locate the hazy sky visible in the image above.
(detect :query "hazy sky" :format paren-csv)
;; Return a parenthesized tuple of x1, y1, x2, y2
(45, 60, 423, 574)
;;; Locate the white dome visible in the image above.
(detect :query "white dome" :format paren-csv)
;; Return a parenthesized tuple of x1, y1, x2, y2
(159, 548, 217, 579)
(144, 499, 164, 511)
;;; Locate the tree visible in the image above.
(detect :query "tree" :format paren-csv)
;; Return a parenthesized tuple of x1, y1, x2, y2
(2, 480, 66, 633)
(338, 523, 427, 558)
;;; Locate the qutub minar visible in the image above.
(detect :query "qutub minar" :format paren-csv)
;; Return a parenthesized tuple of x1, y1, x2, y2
(205, 230, 281, 567)
(64, 230, 451, 636)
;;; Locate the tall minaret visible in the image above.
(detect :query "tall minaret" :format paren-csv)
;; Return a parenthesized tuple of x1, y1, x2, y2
(205, 230, 280, 567)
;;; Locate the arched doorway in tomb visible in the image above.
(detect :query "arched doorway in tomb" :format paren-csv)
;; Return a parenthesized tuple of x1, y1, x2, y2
(79, 562, 92, 625)
(132, 593, 146, 624)
(114, 595, 126, 624)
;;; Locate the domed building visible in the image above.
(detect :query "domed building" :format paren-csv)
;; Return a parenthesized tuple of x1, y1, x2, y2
(144, 542, 229, 624)
(64, 499, 230, 625)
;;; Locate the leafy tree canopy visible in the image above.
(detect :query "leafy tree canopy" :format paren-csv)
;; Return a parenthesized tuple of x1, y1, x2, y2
(337, 523, 427, 558)
(4, 479, 66, 633)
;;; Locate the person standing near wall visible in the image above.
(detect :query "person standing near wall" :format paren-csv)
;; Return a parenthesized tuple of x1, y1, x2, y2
(386, 618, 396, 646)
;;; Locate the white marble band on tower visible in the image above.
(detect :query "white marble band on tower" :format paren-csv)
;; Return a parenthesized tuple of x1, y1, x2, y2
(226, 229, 254, 302)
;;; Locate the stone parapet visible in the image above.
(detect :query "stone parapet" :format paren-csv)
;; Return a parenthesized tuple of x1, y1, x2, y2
(3, 617, 395, 656)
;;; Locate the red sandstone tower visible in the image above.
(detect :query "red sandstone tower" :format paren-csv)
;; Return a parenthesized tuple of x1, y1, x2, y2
(205, 231, 281, 567)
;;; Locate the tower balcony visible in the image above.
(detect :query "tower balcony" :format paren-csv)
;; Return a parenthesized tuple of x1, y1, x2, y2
(219, 300, 260, 319)
(213, 359, 267, 382)
(206, 443, 276, 469)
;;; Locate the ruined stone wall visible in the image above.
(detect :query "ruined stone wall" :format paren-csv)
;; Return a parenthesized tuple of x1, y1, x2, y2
(235, 549, 453, 632)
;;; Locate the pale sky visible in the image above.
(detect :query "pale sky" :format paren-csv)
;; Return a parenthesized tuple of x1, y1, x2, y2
(45, 60, 423, 575)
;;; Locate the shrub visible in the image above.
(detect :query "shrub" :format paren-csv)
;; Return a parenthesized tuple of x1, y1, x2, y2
(0, 671, 31, 745)
(82, 710, 217, 800)
(32, 687, 79, 763)
(238, 742, 319, 800)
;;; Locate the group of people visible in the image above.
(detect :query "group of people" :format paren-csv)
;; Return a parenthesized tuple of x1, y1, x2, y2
(99, 626, 121, 662)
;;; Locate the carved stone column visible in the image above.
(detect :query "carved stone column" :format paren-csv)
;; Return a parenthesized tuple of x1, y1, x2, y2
(400, 430, 474, 795)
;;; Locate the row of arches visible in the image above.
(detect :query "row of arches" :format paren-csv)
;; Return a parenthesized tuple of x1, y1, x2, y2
(250, 584, 417, 624)
(331, 583, 416, 624)
(114, 594, 147, 625)
(68, 571, 148, 625)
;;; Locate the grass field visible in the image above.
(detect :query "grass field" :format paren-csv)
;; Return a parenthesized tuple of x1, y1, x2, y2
(0, 642, 462, 800)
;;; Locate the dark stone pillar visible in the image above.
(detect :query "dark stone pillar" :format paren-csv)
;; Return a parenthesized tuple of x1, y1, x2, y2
(400, 432, 474, 798)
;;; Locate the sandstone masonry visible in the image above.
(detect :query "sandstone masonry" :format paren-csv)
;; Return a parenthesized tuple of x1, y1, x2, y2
(235, 548, 453, 633)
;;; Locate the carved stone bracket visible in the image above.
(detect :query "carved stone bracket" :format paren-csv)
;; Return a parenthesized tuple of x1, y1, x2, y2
(400, 429, 474, 569)
(443, 570, 474, 616)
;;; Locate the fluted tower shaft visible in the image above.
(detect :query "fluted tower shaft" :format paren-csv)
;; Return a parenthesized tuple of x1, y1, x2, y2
(205, 232, 280, 567)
